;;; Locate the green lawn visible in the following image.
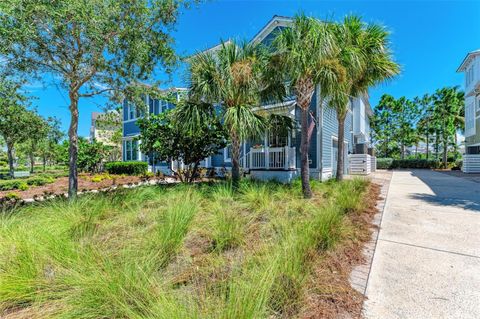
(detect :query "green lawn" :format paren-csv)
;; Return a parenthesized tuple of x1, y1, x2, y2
(0, 178, 371, 318)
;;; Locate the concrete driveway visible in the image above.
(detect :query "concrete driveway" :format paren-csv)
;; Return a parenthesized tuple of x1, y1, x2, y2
(363, 170, 480, 319)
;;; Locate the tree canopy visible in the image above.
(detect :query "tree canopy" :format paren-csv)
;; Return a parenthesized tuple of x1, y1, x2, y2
(0, 0, 190, 197)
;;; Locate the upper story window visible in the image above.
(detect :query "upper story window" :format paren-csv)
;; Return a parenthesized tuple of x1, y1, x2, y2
(466, 65, 475, 87)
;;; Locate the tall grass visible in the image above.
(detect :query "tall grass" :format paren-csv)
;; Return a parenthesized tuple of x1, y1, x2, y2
(0, 178, 369, 318)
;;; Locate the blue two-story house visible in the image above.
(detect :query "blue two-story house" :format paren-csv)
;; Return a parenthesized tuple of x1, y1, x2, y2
(122, 16, 374, 181)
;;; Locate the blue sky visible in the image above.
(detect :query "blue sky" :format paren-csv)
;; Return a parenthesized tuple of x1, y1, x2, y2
(28, 0, 480, 137)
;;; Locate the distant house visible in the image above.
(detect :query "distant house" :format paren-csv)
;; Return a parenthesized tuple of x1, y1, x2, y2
(121, 16, 375, 181)
(457, 49, 480, 173)
(90, 111, 122, 160)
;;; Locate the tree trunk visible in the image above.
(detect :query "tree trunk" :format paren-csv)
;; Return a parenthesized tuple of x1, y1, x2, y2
(189, 161, 200, 183)
(29, 141, 35, 173)
(300, 107, 312, 198)
(68, 92, 79, 199)
(336, 113, 346, 181)
(443, 140, 448, 169)
(231, 131, 241, 190)
(415, 144, 418, 158)
(6, 141, 15, 179)
(426, 132, 429, 160)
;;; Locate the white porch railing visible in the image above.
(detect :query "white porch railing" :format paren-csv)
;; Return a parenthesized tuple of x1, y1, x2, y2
(241, 146, 296, 170)
(463, 154, 480, 173)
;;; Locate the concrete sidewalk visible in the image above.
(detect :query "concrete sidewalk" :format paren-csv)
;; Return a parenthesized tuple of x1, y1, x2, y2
(363, 170, 480, 319)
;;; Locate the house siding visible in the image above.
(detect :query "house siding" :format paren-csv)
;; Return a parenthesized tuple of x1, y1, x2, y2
(320, 99, 354, 175)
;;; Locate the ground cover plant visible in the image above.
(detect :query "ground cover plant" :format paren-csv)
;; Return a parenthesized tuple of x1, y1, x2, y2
(0, 178, 377, 318)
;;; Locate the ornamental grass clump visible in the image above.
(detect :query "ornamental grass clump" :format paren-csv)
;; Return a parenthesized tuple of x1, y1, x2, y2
(0, 178, 371, 319)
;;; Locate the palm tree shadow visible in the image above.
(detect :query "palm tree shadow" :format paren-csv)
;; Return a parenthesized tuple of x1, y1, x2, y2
(408, 169, 480, 212)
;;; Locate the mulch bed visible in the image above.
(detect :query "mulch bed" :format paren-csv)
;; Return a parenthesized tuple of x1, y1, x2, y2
(0, 174, 148, 200)
(299, 182, 381, 319)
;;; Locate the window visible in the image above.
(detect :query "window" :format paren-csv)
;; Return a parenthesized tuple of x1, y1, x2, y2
(224, 145, 232, 162)
(123, 140, 139, 161)
(268, 130, 288, 147)
(477, 95, 480, 112)
(465, 101, 475, 137)
(466, 65, 475, 87)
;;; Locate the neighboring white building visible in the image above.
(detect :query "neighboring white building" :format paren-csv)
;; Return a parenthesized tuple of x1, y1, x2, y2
(457, 49, 480, 173)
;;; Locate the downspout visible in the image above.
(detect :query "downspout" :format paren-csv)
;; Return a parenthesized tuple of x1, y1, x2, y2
(318, 89, 324, 181)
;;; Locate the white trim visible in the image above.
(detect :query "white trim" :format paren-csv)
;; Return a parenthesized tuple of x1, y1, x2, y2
(457, 49, 480, 72)
(250, 16, 293, 45)
(223, 146, 231, 163)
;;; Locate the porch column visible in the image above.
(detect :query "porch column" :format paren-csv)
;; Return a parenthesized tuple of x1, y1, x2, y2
(264, 131, 269, 170)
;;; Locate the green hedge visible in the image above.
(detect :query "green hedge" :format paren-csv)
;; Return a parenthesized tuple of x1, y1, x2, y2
(376, 158, 440, 169)
(0, 176, 55, 191)
(377, 158, 394, 169)
(105, 161, 148, 175)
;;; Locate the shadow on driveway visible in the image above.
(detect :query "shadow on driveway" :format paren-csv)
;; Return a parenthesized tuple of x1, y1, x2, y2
(408, 169, 480, 212)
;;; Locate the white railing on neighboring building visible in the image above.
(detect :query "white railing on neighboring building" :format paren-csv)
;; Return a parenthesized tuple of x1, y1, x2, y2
(241, 146, 296, 170)
(349, 154, 375, 175)
(463, 154, 480, 173)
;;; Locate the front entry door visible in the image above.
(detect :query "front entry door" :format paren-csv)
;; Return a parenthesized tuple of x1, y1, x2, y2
(332, 138, 338, 177)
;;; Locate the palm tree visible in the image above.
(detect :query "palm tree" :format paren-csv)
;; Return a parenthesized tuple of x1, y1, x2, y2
(322, 16, 400, 181)
(187, 41, 286, 188)
(274, 15, 341, 198)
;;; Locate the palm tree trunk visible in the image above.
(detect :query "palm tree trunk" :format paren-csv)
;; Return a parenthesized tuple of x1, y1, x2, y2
(300, 107, 312, 198)
(6, 141, 15, 179)
(336, 114, 346, 181)
(231, 131, 241, 189)
(68, 91, 79, 199)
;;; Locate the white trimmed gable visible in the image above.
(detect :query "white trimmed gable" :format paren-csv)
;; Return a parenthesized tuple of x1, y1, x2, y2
(249, 15, 293, 45)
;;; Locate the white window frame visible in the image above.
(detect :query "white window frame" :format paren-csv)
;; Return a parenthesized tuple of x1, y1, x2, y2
(223, 146, 232, 163)
(123, 138, 140, 161)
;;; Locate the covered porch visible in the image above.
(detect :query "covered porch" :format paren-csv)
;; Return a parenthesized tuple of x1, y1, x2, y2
(241, 99, 298, 172)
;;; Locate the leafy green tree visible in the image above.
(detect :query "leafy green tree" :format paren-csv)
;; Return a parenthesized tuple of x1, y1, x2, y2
(21, 111, 49, 173)
(137, 102, 228, 183)
(273, 15, 340, 197)
(393, 97, 419, 159)
(60, 138, 109, 173)
(188, 41, 283, 188)
(431, 87, 464, 168)
(371, 94, 398, 158)
(38, 117, 65, 170)
(0, 0, 188, 197)
(414, 94, 433, 159)
(0, 79, 33, 178)
(321, 16, 399, 180)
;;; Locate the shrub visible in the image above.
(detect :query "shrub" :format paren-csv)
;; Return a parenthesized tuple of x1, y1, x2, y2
(452, 159, 463, 171)
(91, 174, 112, 183)
(5, 192, 21, 200)
(376, 158, 394, 169)
(105, 161, 148, 175)
(376, 158, 440, 169)
(0, 176, 55, 191)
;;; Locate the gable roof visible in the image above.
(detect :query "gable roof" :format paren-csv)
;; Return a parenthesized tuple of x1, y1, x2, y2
(249, 15, 293, 45)
(457, 49, 480, 72)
